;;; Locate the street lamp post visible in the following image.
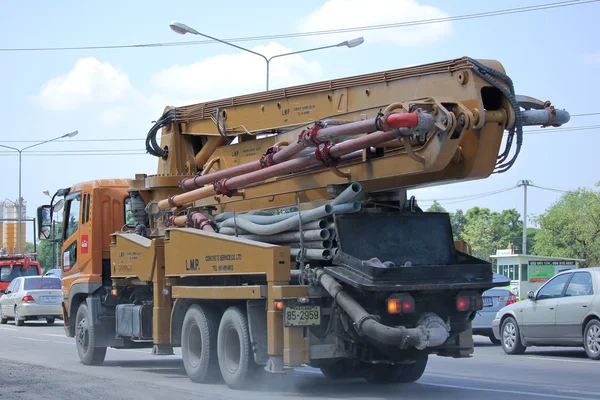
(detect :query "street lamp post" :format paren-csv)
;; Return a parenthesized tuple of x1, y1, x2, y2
(0, 130, 78, 254)
(169, 22, 364, 91)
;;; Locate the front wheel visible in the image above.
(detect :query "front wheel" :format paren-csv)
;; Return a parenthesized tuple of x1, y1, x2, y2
(489, 334, 501, 345)
(501, 316, 526, 355)
(46, 317, 56, 325)
(75, 303, 107, 365)
(583, 319, 600, 360)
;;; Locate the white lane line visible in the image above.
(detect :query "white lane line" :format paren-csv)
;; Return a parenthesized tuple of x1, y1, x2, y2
(561, 389, 600, 396)
(518, 356, 595, 364)
(421, 382, 597, 400)
(52, 341, 73, 345)
(41, 334, 67, 338)
(0, 327, 17, 331)
(19, 337, 49, 342)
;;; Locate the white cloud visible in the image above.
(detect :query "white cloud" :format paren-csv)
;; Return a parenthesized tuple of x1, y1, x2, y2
(36, 57, 133, 111)
(584, 52, 600, 64)
(152, 42, 322, 101)
(298, 0, 452, 46)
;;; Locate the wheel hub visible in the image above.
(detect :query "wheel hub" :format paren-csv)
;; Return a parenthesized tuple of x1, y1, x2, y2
(77, 318, 89, 349)
(503, 322, 516, 349)
(587, 325, 600, 355)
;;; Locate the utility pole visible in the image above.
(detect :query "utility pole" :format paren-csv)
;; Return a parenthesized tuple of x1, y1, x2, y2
(517, 180, 532, 255)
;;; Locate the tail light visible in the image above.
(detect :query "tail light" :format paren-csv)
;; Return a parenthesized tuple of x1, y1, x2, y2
(456, 292, 483, 312)
(22, 295, 34, 303)
(387, 294, 415, 314)
(506, 293, 517, 305)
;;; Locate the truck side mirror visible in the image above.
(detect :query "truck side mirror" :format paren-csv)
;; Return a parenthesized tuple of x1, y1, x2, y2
(37, 205, 52, 240)
(527, 291, 535, 301)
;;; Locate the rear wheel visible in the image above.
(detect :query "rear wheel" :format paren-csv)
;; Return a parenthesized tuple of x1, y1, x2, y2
(396, 356, 428, 383)
(0, 307, 7, 324)
(320, 359, 361, 379)
(501, 317, 526, 355)
(217, 306, 254, 390)
(182, 305, 220, 383)
(14, 307, 24, 326)
(75, 303, 107, 365)
(362, 363, 402, 384)
(46, 317, 56, 325)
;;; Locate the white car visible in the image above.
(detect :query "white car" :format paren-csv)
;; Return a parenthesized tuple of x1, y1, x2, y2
(492, 267, 600, 360)
(0, 276, 63, 326)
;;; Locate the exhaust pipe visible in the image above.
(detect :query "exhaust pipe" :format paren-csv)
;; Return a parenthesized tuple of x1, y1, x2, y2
(316, 269, 449, 350)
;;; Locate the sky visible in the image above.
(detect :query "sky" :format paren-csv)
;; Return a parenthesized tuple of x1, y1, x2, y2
(0, 0, 599, 243)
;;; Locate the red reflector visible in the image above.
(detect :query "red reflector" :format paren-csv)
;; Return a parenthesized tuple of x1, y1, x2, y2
(456, 296, 470, 312)
(22, 295, 34, 303)
(402, 298, 415, 313)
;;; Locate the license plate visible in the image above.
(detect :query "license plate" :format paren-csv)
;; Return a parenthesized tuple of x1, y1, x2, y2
(483, 297, 493, 307)
(283, 306, 321, 327)
(42, 296, 57, 304)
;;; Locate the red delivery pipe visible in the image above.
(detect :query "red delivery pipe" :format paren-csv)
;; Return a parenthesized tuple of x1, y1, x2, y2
(179, 111, 425, 191)
(158, 126, 425, 210)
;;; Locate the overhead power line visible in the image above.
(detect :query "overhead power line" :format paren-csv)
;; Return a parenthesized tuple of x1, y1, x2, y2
(0, 0, 597, 52)
(419, 186, 517, 202)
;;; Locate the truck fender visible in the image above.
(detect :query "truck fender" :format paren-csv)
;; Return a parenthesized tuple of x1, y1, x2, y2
(68, 282, 102, 318)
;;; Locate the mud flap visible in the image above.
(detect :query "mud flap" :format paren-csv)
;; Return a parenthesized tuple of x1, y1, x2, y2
(86, 296, 124, 348)
(436, 324, 474, 358)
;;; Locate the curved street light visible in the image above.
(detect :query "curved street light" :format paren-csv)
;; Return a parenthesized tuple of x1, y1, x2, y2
(0, 130, 78, 254)
(169, 21, 364, 90)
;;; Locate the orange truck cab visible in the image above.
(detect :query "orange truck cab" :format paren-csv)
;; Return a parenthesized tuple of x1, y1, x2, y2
(37, 179, 131, 338)
(0, 255, 43, 296)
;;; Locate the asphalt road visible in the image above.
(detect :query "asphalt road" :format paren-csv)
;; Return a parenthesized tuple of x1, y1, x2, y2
(0, 320, 599, 400)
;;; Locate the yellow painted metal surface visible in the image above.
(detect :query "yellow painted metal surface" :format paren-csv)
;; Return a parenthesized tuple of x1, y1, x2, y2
(171, 285, 266, 299)
(163, 228, 290, 280)
(110, 233, 162, 282)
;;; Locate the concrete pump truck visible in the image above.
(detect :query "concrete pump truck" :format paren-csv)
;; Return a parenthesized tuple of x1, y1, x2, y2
(37, 56, 570, 389)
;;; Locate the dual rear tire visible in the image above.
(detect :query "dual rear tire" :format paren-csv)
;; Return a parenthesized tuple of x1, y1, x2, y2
(181, 305, 257, 390)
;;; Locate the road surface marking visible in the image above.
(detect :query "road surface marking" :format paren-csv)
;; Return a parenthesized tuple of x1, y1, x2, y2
(52, 341, 73, 345)
(19, 337, 49, 342)
(42, 334, 68, 338)
(519, 356, 595, 364)
(421, 382, 597, 400)
(562, 389, 600, 396)
(0, 327, 17, 331)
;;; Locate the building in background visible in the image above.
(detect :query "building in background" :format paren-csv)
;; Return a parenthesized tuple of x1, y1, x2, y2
(0, 199, 26, 254)
(490, 246, 584, 298)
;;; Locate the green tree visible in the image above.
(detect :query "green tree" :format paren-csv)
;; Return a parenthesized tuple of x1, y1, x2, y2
(449, 209, 467, 240)
(427, 201, 447, 213)
(533, 184, 600, 267)
(461, 207, 524, 261)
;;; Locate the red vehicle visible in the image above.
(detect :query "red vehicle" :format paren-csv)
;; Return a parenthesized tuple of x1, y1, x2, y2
(0, 255, 43, 296)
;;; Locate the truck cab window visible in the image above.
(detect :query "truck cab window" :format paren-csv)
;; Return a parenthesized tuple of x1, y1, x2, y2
(64, 193, 82, 240)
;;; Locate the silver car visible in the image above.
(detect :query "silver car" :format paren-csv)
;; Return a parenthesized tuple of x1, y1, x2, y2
(492, 267, 600, 360)
(0, 276, 63, 326)
(472, 287, 517, 344)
